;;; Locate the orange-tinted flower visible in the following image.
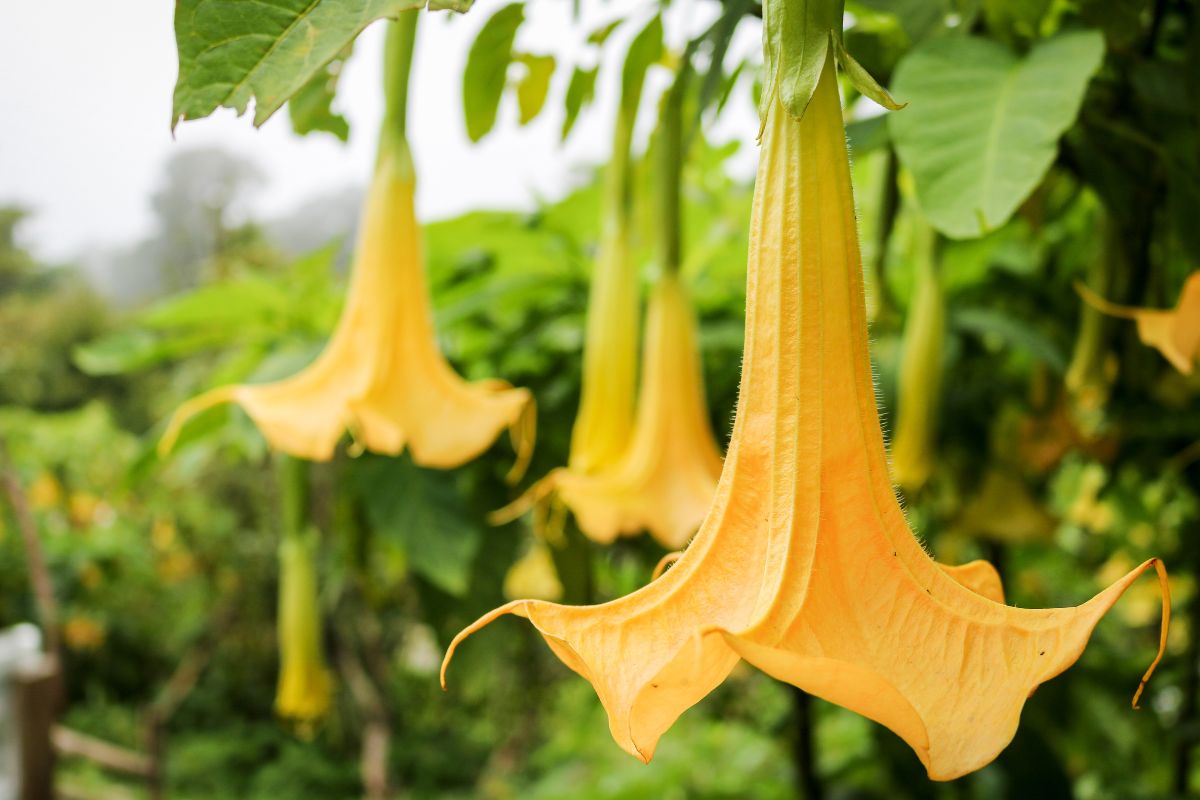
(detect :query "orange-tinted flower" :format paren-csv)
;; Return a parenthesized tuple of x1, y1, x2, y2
(443, 55, 1167, 781)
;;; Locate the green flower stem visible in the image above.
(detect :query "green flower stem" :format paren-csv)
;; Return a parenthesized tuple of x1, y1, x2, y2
(657, 63, 690, 276)
(380, 10, 419, 174)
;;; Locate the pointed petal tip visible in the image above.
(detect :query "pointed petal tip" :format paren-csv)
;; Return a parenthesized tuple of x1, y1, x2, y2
(1131, 557, 1170, 710)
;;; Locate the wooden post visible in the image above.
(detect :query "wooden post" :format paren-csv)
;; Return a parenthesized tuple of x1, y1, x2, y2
(13, 656, 57, 800)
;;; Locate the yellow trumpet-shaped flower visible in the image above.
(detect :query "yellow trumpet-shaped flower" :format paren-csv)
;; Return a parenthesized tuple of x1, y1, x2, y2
(276, 530, 332, 723)
(161, 16, 533, 476)
(1076, 271, 1200, 375)
(443, 54, 1168, 781)
(516, 275, 722, 549)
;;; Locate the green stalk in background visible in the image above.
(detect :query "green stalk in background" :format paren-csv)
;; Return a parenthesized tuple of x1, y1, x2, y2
(890, 217, 943, 493)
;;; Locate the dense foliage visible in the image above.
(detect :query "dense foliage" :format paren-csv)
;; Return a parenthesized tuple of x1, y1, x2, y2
(2, 0, 1198, 797)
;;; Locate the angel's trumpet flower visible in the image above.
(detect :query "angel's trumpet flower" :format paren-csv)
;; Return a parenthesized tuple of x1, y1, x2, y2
(543, 274, 722, 548)
(1076, 271, 1200, 375)
(160, 15, 534, 476)
(496, 61, 723, 549)
(889, 219, 943, 492)
(443, 53, 1168, 781)
(275, 530, 332, 723)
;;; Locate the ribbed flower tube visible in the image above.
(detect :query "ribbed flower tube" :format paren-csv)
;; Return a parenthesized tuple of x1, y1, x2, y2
(160, 13, 534, 477)
(443, 54, 1168, 781)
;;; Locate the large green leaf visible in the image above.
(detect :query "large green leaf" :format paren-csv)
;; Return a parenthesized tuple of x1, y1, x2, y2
(172, 0, 429, 130)
(889, 32, 1104, 239)
(353, 455, 483, 596)
(462, 2, 525, 142)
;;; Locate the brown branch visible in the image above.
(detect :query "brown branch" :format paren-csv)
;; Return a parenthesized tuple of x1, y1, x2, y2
(52, 726, 153, 778)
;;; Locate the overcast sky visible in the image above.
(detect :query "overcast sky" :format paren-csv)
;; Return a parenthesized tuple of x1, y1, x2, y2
(0, 1, 761, 264)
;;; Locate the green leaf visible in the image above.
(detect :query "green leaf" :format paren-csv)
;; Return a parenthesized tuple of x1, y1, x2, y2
(586, 18, 622, 46)
(562, 66, 598, 140)
(462, 2, 525, 142)
(833, 35, 905, 111)
(353, 455, 482, 596)
(761, 0, 841, 119)
(515, 54, 555, 125)
(139, 279, 286, 331)
(619, 15, 664, 122)
(287, 48, 352, 141)
(852, 0, 947, 44)
(889, 32, 1104, 239)
(72, 329, 227, 376)
(846, 114, 890, 156)
(952, 307, 1067, 373)
(172, 0, 427, 130)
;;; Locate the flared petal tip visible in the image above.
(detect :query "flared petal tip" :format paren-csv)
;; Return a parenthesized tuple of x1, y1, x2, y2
(504, 390, 538, 485)
(157, 385, 239, 458)
(1131, 558, 1171, 710)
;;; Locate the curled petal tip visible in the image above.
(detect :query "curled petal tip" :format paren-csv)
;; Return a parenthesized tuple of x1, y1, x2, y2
(1132, 558, 1171, 710)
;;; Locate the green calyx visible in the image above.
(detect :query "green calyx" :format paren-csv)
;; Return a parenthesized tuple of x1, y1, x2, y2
(760, 0, 904, 124)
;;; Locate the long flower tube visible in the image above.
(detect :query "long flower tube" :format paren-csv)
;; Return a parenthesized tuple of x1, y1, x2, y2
(160, 13, 534, 477)
(444, 53, 1168, 781)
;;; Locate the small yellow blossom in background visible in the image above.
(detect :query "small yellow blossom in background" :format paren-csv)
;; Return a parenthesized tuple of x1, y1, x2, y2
(78, 562, 103, 591)
(503, 542, 563, 602)
(28, 471, 63, 509)
(63, 616, 106, 651)
(152, 517, 177, 551)
(67, 492, 101, 527)
(157, 550, 197, 584)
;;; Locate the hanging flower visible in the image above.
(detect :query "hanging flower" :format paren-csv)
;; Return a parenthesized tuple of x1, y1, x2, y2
(160, 17, 534, 478)
(496, 275, 722, 549)
(275, 530, 332, 724)
(1076, 271, 1200, 375)
(442, 54, 1168, 781)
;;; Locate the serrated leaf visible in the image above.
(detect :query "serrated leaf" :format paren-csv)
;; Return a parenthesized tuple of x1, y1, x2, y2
(889, 32, 1104, 239)
(463, 2, 525, 142)
(172, 0, 428, 130)
(562, 65, 598, 140)
(288, 50, 352, 141)
(515, 54, 555, 125)
(353, 455, 482, 596)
